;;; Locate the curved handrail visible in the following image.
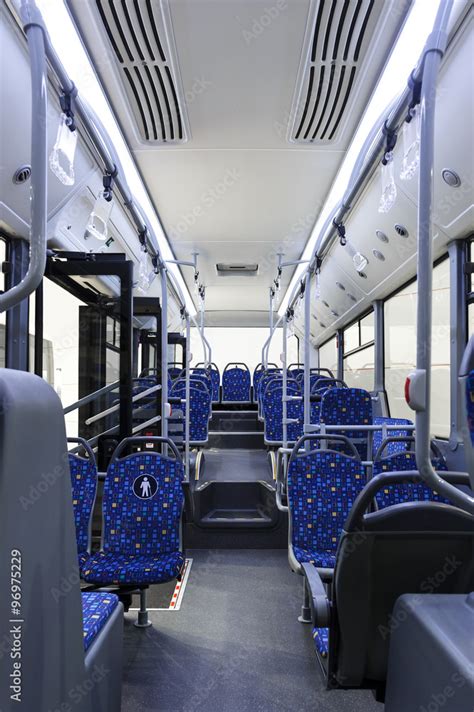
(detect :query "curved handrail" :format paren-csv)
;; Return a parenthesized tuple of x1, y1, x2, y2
(110, 436, 182, 463)
(0, 1, 47, 313)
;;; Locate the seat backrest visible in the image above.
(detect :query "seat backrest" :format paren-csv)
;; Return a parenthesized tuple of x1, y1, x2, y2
(222, 364, 251, 401)
(195, 363, 220, 402)
(333, 473, 474, 687)
(320, 387, 373, 459)
(102, 450, 184, 556)
(287, 447, 366, 558)
(373, 449, 448, 507)
(168, 365, 183, 381)
(263, 382, 302, 443)
(68, 439, 98, 561)
(372, 416, 413, 459)
(170, 382, 211, 442)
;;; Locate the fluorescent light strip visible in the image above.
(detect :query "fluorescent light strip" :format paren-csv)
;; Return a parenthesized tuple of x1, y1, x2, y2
(33, 0, 196, 315)
(278, 0, 444, 316)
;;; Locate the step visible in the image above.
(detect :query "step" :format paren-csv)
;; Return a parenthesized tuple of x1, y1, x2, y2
(200, 507, 273, 527)
(208, 431, 264, 449)
(210, 409, 262, 433)
(186, 480, 279, 530)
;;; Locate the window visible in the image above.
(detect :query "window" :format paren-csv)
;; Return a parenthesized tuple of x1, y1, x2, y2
(384, 258, 451, 438)
(343, 311, 375, 390)
(29, 278, 86, 437)
(319, 336, 337, 376)
(189, 327, 297, 373)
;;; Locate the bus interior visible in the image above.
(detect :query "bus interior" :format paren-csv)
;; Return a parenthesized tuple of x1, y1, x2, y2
(0, 0, 473, 711)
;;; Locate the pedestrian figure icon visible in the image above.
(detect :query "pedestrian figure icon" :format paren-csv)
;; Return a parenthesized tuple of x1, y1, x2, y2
(133, 473, 158, 500)
(141, 477, 151, 498)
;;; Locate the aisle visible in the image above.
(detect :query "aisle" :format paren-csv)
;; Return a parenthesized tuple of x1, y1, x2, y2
(122, 550, 381, 712)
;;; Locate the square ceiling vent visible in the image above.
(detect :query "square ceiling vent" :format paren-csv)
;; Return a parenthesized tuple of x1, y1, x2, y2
(216, 263, 259, 276)
(95, 0, 189, 143)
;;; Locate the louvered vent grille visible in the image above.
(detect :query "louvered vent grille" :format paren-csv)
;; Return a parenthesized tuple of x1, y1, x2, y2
(96, 0, 188, 143)
(290, 0, 383, 143)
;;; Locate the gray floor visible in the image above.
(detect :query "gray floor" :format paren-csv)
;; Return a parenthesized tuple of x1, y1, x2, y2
(200, 448, 273, 483)
(122, 550, 382, 712)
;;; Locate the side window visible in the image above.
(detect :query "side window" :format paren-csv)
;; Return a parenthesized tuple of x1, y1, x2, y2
(384, 259, 451, 438)
(318, 336, 337, 376)
(342, 311, 375, 391)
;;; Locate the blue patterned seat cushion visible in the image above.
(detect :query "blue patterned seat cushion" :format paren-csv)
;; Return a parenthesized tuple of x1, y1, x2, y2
(82, 451, 184, 585)
(222, 367, 251, 401)
(69, 454, 97, 568)
(288, 451, 366, 567)
(169, 383, 211, 442)
(372, 416, 413, 459)
(312, 627, 329, 658)
(466, 370, 474, 444)
(320, 388, 373, 459)
(293, 546, 336, 568)
(82, 592, 119, 652)
(373, 452, 448, 507)
(82, 551, 185, 585)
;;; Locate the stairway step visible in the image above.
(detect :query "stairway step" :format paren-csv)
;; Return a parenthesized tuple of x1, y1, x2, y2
(200, 508, 273, 527)
(208, 431, 264, 449)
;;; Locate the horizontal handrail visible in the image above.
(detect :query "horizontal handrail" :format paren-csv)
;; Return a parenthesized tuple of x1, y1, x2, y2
(63, 380, 120, 414)
(84, 384, 161, 425)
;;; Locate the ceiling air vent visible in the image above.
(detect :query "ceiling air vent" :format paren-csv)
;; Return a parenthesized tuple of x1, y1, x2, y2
(95, 0, 189, 143)
(289, 0, 384, 143)
(216, 263, 259, 276)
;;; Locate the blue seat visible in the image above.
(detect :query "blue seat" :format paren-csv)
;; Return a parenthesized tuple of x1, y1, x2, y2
(372, 416, 413, 459)
(373, 450, 448, 508)
(68, 438, 98, 570)
(257, 369, 281, 415)
(82, 592, 120, 652)
(320, 387, 373, 460)
(168, 365, 183, 381)
(170, 380, 211, 443)
(192, 367, 219, 402)
(253, 363, 278, 401)
(287, 436, 366, 572)
(263, 381, 303, 444)
(83, 440, 185, 586)
(222, 364, 251, 401)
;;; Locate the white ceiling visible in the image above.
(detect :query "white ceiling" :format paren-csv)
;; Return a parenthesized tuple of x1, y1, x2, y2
(68, 0, 411, 319)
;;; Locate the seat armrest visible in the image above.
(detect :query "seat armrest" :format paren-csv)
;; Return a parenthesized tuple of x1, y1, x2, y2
(302, 563, 331, 627)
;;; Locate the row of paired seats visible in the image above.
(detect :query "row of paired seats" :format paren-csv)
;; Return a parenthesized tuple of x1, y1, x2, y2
(283, 364, 474, 697)
(68, 436, 185, 627)
(169, 361, 254, 403)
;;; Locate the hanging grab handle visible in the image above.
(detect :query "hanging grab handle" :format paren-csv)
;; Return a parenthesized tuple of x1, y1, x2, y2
(0, 1, 48, 314)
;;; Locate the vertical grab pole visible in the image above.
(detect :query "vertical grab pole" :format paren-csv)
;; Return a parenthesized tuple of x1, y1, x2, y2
(304, 271, 312, 441)
(282, 313, 288, 452)
(413, 0, 473, 513)
(185, 314, 191, 481)
(160, 267, 168, 442)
